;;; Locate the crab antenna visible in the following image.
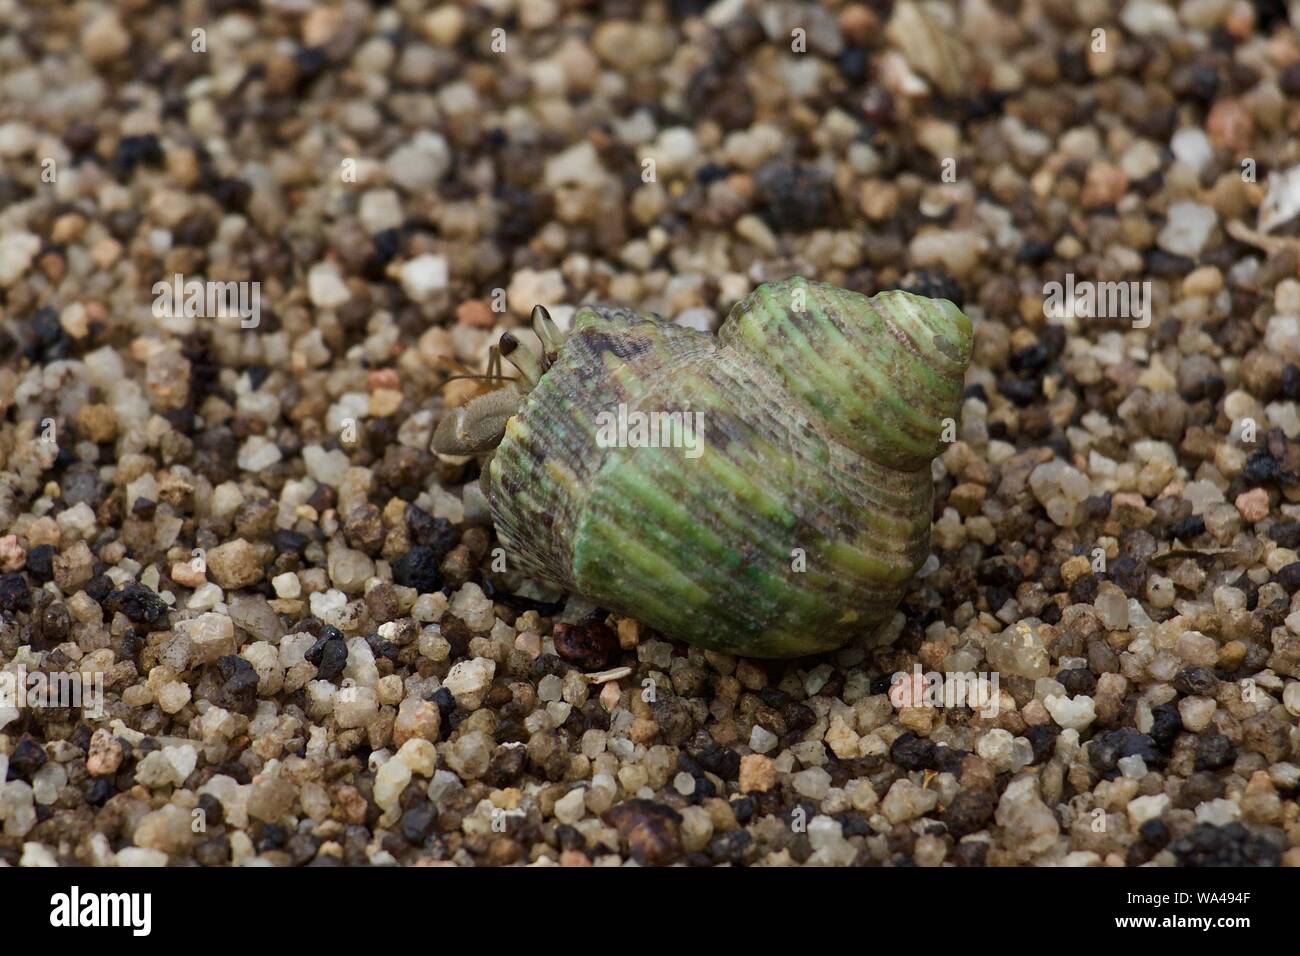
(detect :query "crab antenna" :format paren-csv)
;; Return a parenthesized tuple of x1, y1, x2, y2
(440, 372, 519, 385)
(441, 345, 519, 387)
(498, 331, 543, 388)
(531, 305, 564, 368)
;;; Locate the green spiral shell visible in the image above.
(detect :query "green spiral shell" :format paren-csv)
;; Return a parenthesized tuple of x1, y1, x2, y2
(486, 278, 972, 658)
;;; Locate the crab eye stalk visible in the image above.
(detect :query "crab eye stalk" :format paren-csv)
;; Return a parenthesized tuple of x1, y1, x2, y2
(531, 304, 564, 369)
(499, 331, 543, 388)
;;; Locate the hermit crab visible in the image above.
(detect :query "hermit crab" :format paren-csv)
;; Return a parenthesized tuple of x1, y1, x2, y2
(434, 278, 972, 658)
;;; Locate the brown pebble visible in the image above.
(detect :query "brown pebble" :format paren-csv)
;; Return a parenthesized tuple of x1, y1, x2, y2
(1206, 99, 1252, 151)
(553, 618, 619, 670)
(602, 800, 684, 866)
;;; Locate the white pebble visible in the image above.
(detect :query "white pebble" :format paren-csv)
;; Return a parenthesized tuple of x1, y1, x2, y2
(1157, 201, 1217, 258)
(1044, 694, 1096, 731)
(272, 572, 301, 599)
(237, 435, 282, 471)
(307, 261, 351, 309)
(749, 725, 778, 754)
(399, 254, 449, 303)
(1170, 127, 1212, 174)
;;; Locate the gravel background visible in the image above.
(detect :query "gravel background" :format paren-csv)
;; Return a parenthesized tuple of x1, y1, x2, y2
(2, 0, 1300, 867)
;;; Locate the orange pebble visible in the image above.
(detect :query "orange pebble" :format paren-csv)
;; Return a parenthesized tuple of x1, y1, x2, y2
(368, 368, 400, 391)
(456, 299, 495, 328)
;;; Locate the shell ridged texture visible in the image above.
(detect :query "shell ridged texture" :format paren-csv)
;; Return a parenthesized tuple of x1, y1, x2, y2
(488, 279, 973, 657)
(721, 279, 972, 471)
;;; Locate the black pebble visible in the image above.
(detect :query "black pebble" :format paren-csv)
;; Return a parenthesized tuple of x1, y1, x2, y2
(305, 632, 348, 683)
(1275, 562, 1300, 592)
(293, 47, 329, 85)
(707, 830, 752, 865)
(1056, 48, 1090, 85)
(753, 161, 835, 234)
(890, 732, 936, 771)
(215, 655, 260, 713)
(484, 745, 526, 786)
(62, 121, 98, 155)
(212, 177, 252, 212)
(825, 812, 864, 841)
(198, 792, 225, 828)
(1025, 724, 1060, 764)
(391, 546, 443, 593)
(400, 804, 437, 844)
(554, 825, 585, 852)
(1194, 733, 1236, 771)
(982, 585, 1010, 612)
(1270, 521, 1300, 548)
(694, 163, 729, 186)
(1146, 249, 1195, 276)
(781, 701, 816, 733)
(944, 788, 996, 838)
(531, 653, 568, 679)
(952, 841, 988, 866)
(997, 377, 1039, 406)
(1017, 240, 1053, 265)
(1149, 703, 1183, 749)
(836, 47, 868, 83)
(106, 209, 142, 242)
(1243, 451, 1279, 485)
(0, 573, 32, 614)
(1172, 822, 1281, 866)
(104, 583, 169, 627)
(1251, 0, 1290, 32)
(1010, 344, 1049, 374)
(1170, 514, 1206, 539)
(495, 188, 551, 248)
(242, 365, 270, 391)
(8, 737, 47, 781)
(193, 836, 231, 867)
(898, 269, 965, 308)
(1109, 557, 1147, 598)
(271, 528, 309, 554)
(1138, 818, 1170, 848)
(371, 228, 403, 267)
(404, 505, 459, 558)
(729, 796, 754, 824)
(23, 308, 73, 363)
(257, 823, 287, 851)
(933, 745, 967, 775)
(84, 777, 114, 806)
(1177, 64, 1220, 103)
(1090, 728, 1161, 775)
(690, 741, 740, 781)
(428, 687, 456, 724)
(1279, 364, 1300, 398)
(83, 575, 113, 603)
(1069, 573, 1100, 604)
(1174, 666, 1218, 696)
(113, 134, 164, 176)
(1056, 667, 1096, 696)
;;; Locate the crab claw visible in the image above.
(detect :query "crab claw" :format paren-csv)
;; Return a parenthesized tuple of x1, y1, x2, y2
(432, 386, 524, 456)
